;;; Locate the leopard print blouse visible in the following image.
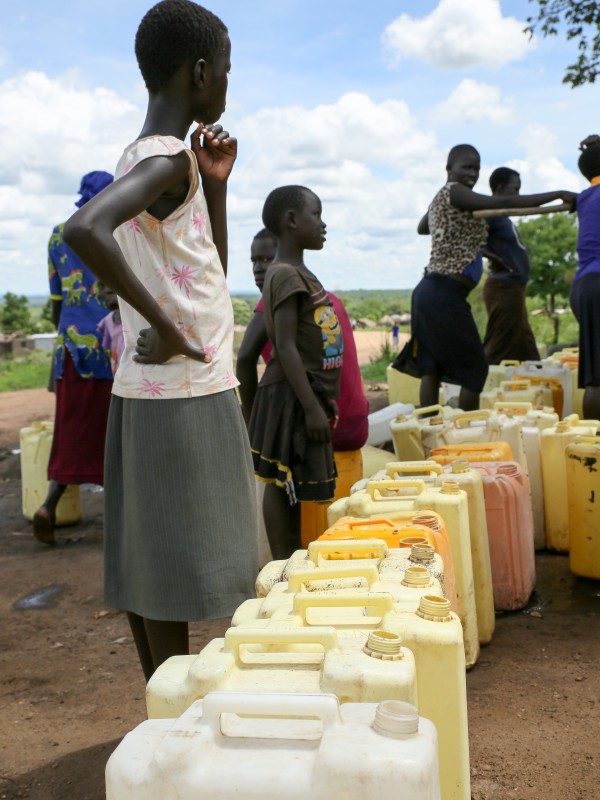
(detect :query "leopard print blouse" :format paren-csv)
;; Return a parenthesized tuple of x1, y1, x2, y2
(425, 182, 488, 276)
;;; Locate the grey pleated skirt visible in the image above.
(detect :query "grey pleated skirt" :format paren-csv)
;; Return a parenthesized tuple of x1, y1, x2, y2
(104, 390, 259, 621)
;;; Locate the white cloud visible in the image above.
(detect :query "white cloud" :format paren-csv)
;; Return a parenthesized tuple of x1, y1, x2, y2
(0, 70, 143, 297)
(433, 79, 515, 126)
(513, 125, 584, 193)
(383, 0, 530, 71)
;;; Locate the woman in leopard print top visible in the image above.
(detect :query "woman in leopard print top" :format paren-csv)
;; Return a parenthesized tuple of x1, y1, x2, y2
(405, 144, 575, 411)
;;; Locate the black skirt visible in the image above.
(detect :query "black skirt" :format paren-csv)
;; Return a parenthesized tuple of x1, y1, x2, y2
(248, 378, 337, 504)
(570, 272, 600, 388)
(410, 273, 488, 393)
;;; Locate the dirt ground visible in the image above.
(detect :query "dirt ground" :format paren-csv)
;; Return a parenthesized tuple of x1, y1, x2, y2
(1, 378, 599, 800)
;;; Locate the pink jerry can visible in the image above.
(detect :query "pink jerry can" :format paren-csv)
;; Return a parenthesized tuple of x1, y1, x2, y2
(470, 463, 535, 611)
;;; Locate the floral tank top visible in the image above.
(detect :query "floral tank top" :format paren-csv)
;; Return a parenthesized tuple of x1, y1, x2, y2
(111, 135, 238, 399)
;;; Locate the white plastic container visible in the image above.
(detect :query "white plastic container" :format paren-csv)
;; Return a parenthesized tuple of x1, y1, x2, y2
(480, 380, 554, 411)
(507, 360, 573, 417)
(146, 625, 417, 719)
(108, 693, 441, 800)
(482, 359, 521, 393)
(367, 402, 415, 447)
(390, 405, 458, 462)
(19, 421, 80, 525)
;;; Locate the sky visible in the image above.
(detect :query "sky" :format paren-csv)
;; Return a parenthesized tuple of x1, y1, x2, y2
(0, 0, 596, 296)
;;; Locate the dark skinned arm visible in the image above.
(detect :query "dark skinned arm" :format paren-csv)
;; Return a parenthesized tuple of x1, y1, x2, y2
(449, 184, 577, 212)
(273, 294, 331, 443)
(417, 212, 430, 235)
(236, 312, 269, 424)
(63, 151, 209, 365)
(190, 125, 237, 276)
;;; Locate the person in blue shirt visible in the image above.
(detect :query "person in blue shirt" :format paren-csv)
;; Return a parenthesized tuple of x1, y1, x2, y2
(33, 171, 114, 545)
(570, 136, 600, 419)
(482, 167, 540, 365)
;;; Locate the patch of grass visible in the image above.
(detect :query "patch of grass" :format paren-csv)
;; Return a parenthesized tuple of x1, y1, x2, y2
(360, 341, 395, 383)
(0, 351, 52, 392)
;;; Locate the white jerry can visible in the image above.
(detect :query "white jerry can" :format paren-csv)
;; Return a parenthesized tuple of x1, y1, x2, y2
(108, 692, 441, 800)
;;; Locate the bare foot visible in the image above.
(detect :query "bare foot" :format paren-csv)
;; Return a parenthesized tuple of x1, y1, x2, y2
(33, 507, 56, 545)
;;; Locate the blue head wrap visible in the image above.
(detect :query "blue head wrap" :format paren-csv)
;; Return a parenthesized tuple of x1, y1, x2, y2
(75, 170, 114, 207)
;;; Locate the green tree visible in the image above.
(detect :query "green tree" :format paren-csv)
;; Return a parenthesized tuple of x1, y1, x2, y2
(231, 297, 253, 326)
(518, 213, 578, 344)
(526, 1, 600, 87)
(0, 292, 33, 334)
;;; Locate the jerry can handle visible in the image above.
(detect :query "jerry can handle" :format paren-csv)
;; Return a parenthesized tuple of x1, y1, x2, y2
(453, 410, 492, 428)
(330, 517, 399, 531)
(412, 404, 444, 419)
(293, 591, 395, 622)
(385, 460, 443, 477)
(308, 539, 388, 561)
(202, 691, 341, 735)
(286, 563, 381, 592)
(224, 626, 339, 657)
(499, 359, 521, 366)
(493, 401, 533, 414)
(366, 479, 425, 499)
(500, 380, 531, 391)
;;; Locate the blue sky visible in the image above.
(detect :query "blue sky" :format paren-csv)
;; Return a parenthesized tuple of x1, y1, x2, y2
(0, 0, 596, 296)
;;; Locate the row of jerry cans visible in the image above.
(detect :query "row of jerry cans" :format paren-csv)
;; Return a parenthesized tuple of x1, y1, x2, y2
(142, 590, 468, 800)
(352, 459, 535, 614)
(482, 358, 574, 417)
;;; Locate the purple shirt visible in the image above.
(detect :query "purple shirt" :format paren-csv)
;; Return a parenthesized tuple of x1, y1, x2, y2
(574, 183, 600, 282)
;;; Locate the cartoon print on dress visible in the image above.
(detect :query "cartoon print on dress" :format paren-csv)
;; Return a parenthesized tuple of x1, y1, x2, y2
(314, 304, 344, 370)
(66, 325, 101, 358)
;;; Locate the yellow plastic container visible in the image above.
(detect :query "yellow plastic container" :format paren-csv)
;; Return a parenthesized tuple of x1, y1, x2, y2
(480, 379, 553, 411)
(19, 421, 80, 525)
(300, 449, 363, 547)
(358, 460, 494, 646)
(541, 416, 600, 552)
(383, 596, 470, 800)
(328, 479, 479, 668)
(429, 441, 514, 464)
(361, 445, 396, 479)
(146, 625, 417, 720)
(232, 561, 444, 626)
(391, 405, 457, 462)
(387, 363, 421, 406)
(511, 374, 564, 417)
(482, 359, 521, 393)
(566, 436, 600, 579)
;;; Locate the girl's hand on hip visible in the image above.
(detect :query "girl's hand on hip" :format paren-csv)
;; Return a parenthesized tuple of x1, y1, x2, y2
(305, 403, 332, 443)
(191, 124, 237, 183)
(133, 325, 212, 365)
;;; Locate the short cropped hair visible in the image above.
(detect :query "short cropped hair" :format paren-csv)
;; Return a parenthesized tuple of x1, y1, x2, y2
(253, 227, 278, 243)
(489, 167, 520, 192)
(446, 144, 479, 169)
(578, 138, 600, 181)
(135, 0, 228, 93)
(262, 186, 313, 236)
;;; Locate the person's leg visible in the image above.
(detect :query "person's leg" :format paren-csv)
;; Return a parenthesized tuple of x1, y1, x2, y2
(583, 386, 600, 420)
(458, 386, 480, 412)
(143, 618, 189, 672)
(33, 481, 67, 544)
(420, 374, 440, 408)
(263, 482, 295, 559)
(126, 611, 155, 682)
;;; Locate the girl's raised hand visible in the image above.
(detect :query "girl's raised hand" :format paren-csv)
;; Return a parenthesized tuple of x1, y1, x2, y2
(191, 124, 237, 183)
(133, 325, 212, 365)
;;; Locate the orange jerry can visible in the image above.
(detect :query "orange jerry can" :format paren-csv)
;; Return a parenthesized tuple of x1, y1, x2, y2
(429, 441, 514, 465)
(300, 449, 363, 548)
(471, 462, 535, 611)
(319, 516, 458, 615)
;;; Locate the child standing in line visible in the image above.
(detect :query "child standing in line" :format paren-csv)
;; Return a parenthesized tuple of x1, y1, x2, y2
(407, 143, 575, 411)
(63, 0, 258, 681)
(570, 135, 600, 419)
(97, 281, 125, 375)
(248, 186, 343, 559)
